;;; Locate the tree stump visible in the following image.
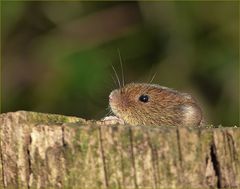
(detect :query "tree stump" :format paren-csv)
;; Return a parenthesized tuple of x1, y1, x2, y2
(0, 111, 239, 188)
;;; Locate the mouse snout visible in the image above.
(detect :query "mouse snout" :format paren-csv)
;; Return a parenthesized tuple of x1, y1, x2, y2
(109, 89, 120, 103)
(109, 90, 117, 101)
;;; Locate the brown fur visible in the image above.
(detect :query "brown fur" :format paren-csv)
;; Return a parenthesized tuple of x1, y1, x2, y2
(109, 83, 203, 126)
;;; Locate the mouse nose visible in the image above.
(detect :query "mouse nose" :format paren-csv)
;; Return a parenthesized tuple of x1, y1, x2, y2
(109, 90, 117, 101)
(109, 91, 114, 101)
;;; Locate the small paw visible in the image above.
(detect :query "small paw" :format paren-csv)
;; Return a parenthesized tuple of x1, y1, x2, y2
(99, 116, 125, 125)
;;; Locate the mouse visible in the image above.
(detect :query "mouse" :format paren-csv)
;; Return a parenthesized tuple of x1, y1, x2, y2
(102, 83, 203, 126)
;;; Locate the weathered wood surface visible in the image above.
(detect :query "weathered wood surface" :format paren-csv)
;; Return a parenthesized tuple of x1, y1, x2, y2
(0, 111, 239, 189)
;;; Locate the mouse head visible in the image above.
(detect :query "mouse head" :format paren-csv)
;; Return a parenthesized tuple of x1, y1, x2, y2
(109, 83, 203, 126)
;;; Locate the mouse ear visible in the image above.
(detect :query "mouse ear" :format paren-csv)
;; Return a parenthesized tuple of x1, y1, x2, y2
(177, 103, 202, 126)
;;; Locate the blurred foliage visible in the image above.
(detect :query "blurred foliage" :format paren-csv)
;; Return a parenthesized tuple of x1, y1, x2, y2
(1, 1, 239, 125)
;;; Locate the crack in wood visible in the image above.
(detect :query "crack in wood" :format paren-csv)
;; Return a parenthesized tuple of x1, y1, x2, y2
(153, 145, 160, 187)
(129, 128, 138, 189)
(226, 131, 238, 163)
(0, 134, 6, 188)
(176, 128, 183, 184)
(225, 131, 238, 187)
(98, 127, 109, 188)
(147, 132, 158, 188)
(210, 142, 222, 188)
(120, 151, 125, 188)
(61, 126, 67, 148)
(27, 134, 32, 189)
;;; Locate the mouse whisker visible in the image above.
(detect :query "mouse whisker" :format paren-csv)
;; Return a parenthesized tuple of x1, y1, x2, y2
(149, 72, 157, 84)
(105, 106, 113, 116)
(111, 64, 121, 89)
(117, 48, 125, 88)
(140, 83, 152, 97)
(111, 75, 118, 88)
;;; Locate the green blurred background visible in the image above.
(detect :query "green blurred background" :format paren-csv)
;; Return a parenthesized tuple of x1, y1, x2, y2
(1, 1, 239, 126)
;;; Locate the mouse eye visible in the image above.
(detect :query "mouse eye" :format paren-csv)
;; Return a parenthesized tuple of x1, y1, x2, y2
(139, 95, 149, 103)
